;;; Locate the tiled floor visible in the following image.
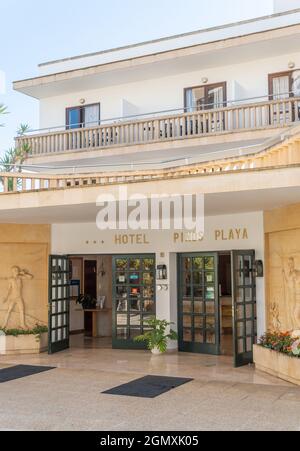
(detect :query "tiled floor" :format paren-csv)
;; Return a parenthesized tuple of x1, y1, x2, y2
(0, 336, 299, 431)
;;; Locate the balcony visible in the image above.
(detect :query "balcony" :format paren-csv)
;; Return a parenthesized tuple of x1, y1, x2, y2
(16, 97, 300, 158)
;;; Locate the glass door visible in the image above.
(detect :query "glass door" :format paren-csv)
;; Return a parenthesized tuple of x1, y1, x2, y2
(48, 256, 70, 354)
(231, 251, 257, 367)
(178, 253, 220, 355)
(112, 255, 156, 349)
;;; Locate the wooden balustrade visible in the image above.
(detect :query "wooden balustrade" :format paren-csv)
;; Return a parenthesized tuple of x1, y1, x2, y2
(16, 98, 300, 156)
(2, 130, 300, 195)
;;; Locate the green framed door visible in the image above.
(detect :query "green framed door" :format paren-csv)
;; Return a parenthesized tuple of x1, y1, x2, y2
(48, 256, 70, 354)
(231, 250, 257, 367)
(178, 253, 220, 355)
(112, 254, 156, 349)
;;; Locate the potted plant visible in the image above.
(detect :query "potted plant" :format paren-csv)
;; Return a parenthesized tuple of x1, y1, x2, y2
(253, 331, 300, 386)
(134, 317, 178, 355)
(76, 294, 97, 310)
(0, 325, 48, 355)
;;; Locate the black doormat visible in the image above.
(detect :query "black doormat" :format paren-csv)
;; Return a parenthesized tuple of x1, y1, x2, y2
(102, 375, 193, 398)
(0, 365, 55, 383)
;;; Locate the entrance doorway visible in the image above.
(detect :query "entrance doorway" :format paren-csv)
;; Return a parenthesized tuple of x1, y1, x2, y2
(178, 251, 257, 367)
(48, 253, 156, 353)
(112, 255, 156, 349)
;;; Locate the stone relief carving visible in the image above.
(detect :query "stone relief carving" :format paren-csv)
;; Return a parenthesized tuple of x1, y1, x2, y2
(281, 257, 300, 333)
(1, 266, 33, 330)
(270, 303, 281, 332)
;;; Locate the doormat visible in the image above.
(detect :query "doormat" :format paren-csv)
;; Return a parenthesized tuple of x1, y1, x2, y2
(0, 365, 56, 383)
(102, 375, 193, 398)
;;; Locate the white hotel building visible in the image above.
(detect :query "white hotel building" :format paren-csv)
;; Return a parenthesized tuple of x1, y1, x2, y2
(1, 0, 300, 368)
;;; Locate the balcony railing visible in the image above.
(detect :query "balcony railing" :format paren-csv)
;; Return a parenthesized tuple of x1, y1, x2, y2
(2, 123, 300, 195)
(16, 97, 300, 157)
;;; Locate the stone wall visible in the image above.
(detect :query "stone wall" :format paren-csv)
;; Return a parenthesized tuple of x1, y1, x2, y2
(0, 225, 50, 330)
(265, 204, 300, 332)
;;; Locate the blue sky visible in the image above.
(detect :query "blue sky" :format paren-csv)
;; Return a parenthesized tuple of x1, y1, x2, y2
(0, 0, 274, 153)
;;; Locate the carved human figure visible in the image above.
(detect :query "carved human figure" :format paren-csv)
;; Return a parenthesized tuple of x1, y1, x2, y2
(2, 266, 33, 330)
(282, 257, 300, 330)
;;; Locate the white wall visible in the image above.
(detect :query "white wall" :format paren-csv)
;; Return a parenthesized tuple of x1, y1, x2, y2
(40, 52, 300, 129)
(51, 211, 266, 338)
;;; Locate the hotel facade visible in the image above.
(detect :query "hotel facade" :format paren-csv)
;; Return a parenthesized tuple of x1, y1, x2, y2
(1, 1, 300, 368)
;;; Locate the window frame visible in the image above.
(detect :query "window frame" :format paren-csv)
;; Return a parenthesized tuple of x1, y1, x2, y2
(66, 103, 101, 130)
(184, 82, 227, 112)
(268, 71, 293, 100)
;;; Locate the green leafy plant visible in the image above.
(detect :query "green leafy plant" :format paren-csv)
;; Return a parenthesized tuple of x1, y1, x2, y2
(0, 104, 8, 127)
(0, 123, 31, 191)
(134, 317, 178, 353)
(76, 293, 97, 310)
(259, 331, 300, 358)
(0, 325, 48, 339)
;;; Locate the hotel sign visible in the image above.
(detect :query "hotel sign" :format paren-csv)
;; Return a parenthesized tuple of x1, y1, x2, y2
(215, 228, 249, 241)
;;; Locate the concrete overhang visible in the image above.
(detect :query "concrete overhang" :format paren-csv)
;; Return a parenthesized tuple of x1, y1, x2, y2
(13, 22, 300, 99)
(0, 166, 300, 223)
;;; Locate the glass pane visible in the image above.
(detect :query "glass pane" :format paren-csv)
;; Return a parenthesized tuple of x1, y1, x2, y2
(143, 273, 154, 285)
(183, 315, 192, 328)
(116, 259, 127, 271)
(246, 321, 253, 335)
(117, 328, 127, 340)
(193, 287, 203, 300)
(116, 298, 128, 312)
(194, 329, 204, 343)
(205, 286, 215, 300)
(205, 272, 214, 284)
(143, 287, 154, 299)
(129, 273, 140, 285)
(193, 257, 203, 270)
(205, 257, 214, 270)
(116, 273, 127, 284)
(183, 258, 192, 271)
(236, 304, 244, 320)
(206, 331, 215, 344)
(116, 286, 127, 297)
(245, 288, 253, 302)
(244, 256, 253, 285)
(183, 272, 192, 286)
(194, 316, 204, 328)
(130, 287, 141, 297)
(67, 108, 81, 129)
(205, 302, 215, 314)
(237, 288, 244, 303)
(237, 322, 244, 338)
(183, 286, 192, 298)
(130, 298, 141, 312)
(246, 304, 253, 319)
(247, 337, 252, 352)
(117, 314, 127, 326)
(130, 314, 141, 326)
(183, 328, 192, 342)
(130, 328, 142, 339)
(238, 339, 244, 353)
(206, 317, 215, 329)
(183, 301, 192, 313)
(143, 258, 155, 271)
(193, 272, 202, 285)
(194, 301, 204, 314)
(143, 300, 155, 313)
(130, 259, 141, 271)
(142, 314, 153, 325)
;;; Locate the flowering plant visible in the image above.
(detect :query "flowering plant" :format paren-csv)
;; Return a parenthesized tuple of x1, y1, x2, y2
(291, 339, 300, 357)
(259, 331, 300, 358)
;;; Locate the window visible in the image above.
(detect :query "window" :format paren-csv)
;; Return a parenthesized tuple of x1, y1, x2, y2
(66, 103, 100, 130)
(269, 72, 293, 100)
(184, 82, 227, 113)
